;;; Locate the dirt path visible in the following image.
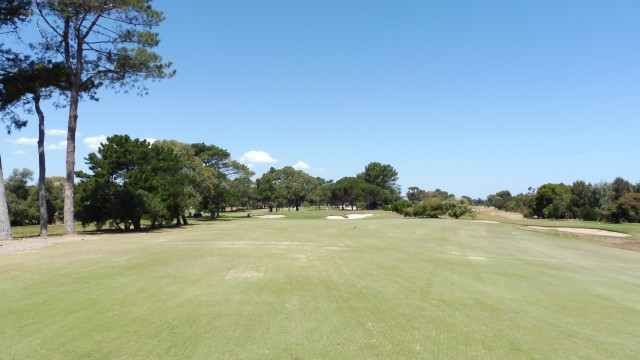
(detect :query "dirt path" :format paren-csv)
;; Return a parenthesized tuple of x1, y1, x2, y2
(0, 234, 100, 255)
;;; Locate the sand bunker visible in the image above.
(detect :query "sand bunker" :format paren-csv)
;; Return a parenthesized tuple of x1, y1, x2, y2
(326, 214, 373, 220)
(472, 220, 500, 224)
(526, 226, 630, 238)
(256, 214, 286, 219)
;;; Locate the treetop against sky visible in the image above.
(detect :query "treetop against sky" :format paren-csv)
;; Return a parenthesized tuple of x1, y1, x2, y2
(2, 0, 638, 198)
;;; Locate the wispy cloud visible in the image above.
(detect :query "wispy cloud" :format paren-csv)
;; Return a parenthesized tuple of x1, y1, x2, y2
(46, 140, 67, 150)
(46, 129, 67, 136)
(13, 150, 26, 155)
(10, 137, 37, 146)
(83, 135, 107, 150)
(239, 150, 278, 165)
(293, 161, 310, 170)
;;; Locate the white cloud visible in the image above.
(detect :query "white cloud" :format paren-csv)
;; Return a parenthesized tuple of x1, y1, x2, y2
(144, 138, 157, 144)
(292, 161, 310, 170)
(239, 150, 278, 165)
(83, 135, 107, 150)
(46, 129, 67, 136)
(10, 137, 37, 146)
(46, 140, 67, 150)
(13, 150, 26, 155)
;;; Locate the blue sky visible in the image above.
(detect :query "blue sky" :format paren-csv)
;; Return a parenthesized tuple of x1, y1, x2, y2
(2, 0, 639, 198)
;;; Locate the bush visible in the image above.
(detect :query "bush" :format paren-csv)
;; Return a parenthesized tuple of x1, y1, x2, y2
(443, 198, 475, 219)
(582, 207, 600, 221)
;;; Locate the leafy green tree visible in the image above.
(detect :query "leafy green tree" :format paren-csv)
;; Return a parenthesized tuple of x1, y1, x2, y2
(77, 135, 184, 231)
(0, 60, 68, 236)
(308, 178, 332, 210)
(487, 190, 512, 210)
(608, 193, 640, 223)
(532, 183, 572, 219)
(0, 0, 32, 239)
(406, 186, 427, 203)
(591, 181, 614, 219)
(256, 167, 280, 212)
(611, 177, 633, 202)
(358, 162, 401, 198)
(0, 1, 30, 27)
(329, 177, 369, 210)
(32, 0, 175, 234)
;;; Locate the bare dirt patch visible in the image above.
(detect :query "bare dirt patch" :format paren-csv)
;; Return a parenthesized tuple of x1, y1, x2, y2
(474, 206, 524, 220)
(326, 214, 373, 220)
(612, 241, 640, 252)
(525, 226, 630, 238)
(256, 214, 286, 219)
(0, 234, 100, 255)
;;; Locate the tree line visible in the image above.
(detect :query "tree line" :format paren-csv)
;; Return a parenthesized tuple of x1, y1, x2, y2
(480, 177, 640, 223)
(3, 134, 403, 231)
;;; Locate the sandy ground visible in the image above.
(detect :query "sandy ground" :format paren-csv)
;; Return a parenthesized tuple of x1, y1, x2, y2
(525, 226, 631, 238)
(256, 214, 287, 219)
(0, 234, 100, 255)
(474, 207, 524, 220)
(472, 220, 500, 224)
(326, 214, 374, 220)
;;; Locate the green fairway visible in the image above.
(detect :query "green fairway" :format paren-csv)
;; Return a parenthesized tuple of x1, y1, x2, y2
(1, 213, 639, 359)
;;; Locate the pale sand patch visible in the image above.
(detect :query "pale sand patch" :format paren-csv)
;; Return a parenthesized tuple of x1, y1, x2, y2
(256, 214, 286, 219)
(526, 226, 631, 238)
(472, 220, 500, 224)
(326, 214, 374, 220)
(0, 234, 101, 255)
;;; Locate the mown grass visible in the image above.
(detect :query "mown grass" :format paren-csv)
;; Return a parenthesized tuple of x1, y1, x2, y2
(1, 213, 639, 359)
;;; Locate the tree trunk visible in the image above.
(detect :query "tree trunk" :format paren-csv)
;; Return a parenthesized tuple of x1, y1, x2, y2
(64, 88, 79, 234)
(35, 95, 48, 238)
(176, 215, 181, 226)
(181, 214, 188, 225)
(0, 155, 12, 240)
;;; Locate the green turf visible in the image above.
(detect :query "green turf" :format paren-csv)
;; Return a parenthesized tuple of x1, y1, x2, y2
(1, 213, 639, 359)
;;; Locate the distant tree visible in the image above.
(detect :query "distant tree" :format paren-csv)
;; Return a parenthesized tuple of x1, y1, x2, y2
(256, 167, 280, 212)
(570, 180, 599, 220)
(358, 162, 401, 198)
(487, 190, 512, 210)
(32, 0, 175, 234)
(611, 177, 633, 202)
(608, 193, 640, 223)
(406, 186, 427, 203)
(308, 178, 332, 210)
(532, 183, 572, 219)
(329, 177, 369, 210)
(275, 166, 319, 211)
(591, 181, 614, 218)
(77, 135, 184, 231)
(5, 168, 39, 226)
